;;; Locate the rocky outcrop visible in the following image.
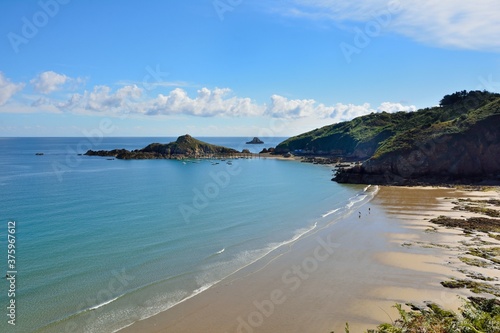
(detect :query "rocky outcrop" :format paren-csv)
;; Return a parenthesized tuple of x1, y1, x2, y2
(85, 135, 240, 159)
(246, 137, 264, 144)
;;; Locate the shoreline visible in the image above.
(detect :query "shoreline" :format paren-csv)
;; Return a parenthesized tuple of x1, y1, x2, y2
(117, 185, 500, 333)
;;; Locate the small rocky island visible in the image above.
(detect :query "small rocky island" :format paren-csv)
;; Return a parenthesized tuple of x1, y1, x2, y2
(246, 137, 264, 144)
(85, 135, 240, 160)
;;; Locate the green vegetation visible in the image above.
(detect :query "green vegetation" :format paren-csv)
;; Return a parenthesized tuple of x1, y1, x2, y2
(455, 199, 500, 207)
(489, 233, 500, 241)
(458, 269, 496, 281)
(441, 279, 500, 297)
(452, 199, 500, 218)
(335, 299, 500, 333)
(430, 216, 500, 233)
(459, 256, 491, 268)
(466, 247, 500, 265)
(276, 90, 500, 159)
(454, 205, 500, 218)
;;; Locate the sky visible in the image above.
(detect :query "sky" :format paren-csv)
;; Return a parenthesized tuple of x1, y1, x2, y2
(1, 0, 500, 137)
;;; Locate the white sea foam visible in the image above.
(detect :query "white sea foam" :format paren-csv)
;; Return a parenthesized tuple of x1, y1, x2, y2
(108, 222, 319, 332)
(346, 194, 367, 209)
(322, 208, 340, 218)
(107, 186, 380, 333)
(88, 296, 121, 311)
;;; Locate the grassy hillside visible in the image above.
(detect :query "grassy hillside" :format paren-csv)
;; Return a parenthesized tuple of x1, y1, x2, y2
(275, 90, 500, 160)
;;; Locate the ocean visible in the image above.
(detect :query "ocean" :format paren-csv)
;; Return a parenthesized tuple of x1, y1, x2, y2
(0, 137, 373, 333)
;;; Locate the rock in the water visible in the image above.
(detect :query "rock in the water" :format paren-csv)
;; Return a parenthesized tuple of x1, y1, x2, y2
(246, 137, 264, 144)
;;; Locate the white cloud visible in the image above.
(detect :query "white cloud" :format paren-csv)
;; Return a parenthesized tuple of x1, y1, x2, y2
(56, 93, 83, 110)
(0, 72, 25, 106)
(329, 102, 373, 122)
(31, 97, 50, 107)
(7, 78, 417, 125)
(377, 102, 417, 113)
(85, 85, 142, 111)
(145, 87, 264, 117)
(51, 85, 143, 114)
(266, 95, 333, 118)
(280, 0, 500, 51)
(264, 95, 415, 121)
(31, 71, 69, 94)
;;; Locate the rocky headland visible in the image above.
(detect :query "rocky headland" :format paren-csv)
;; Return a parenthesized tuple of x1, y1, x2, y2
(85, 134, 240, 160)
(274, 90, 500, 185)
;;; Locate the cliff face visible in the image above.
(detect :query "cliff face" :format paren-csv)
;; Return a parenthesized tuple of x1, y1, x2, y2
(334, 115, 500, 185)
(85, 135, 239, 159)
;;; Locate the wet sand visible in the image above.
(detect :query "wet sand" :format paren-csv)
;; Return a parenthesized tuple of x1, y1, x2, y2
(118, 186, 500, 333)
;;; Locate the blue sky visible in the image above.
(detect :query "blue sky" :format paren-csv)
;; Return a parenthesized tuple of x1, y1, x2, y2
(1, 0, 500, 137)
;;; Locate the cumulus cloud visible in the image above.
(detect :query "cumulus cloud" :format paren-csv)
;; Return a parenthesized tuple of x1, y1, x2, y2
(0, 72, 25, 106)
(53, 85, 143, 114)
(377, 102, 417, 113)
(264, 95, 415, 121)
(56, 93, 83, 110)
(144, 87, 264, 117)
(266, 95, 334, 118)
(280, 0, 500, 51)
(10, 78, 417, 124)
(329, 102, 373, 122)
(31, 71, 69, 94)
(85, 85, 142, 111)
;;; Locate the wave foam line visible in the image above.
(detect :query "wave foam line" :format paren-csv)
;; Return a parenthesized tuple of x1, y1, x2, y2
(36, 293, 128, 332)
(346, 195, 367, 209)
(88, 296, 121, 311)
(123, 220, 320, 325)
(322, 208, 340, 218)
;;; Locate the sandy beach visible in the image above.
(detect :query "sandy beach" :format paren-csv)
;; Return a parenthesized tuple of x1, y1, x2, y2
(118, 186, 500, 333)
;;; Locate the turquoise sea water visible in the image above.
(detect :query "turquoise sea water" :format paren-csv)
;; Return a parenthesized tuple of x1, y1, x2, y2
(0, 137, 370, 333)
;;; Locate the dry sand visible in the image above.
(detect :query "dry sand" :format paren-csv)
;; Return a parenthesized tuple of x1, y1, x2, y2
(118, 186, 500, 333)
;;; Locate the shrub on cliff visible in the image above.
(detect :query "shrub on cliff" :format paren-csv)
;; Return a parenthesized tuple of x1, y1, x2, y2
(335, 298, 500, 333)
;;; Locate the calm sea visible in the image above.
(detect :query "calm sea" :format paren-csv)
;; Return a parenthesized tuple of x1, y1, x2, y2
(0, 137, 371, 333)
